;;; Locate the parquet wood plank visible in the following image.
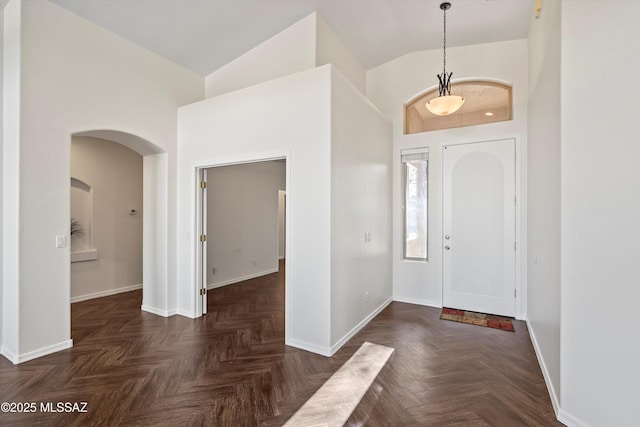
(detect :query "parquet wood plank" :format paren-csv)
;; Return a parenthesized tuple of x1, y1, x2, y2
(0, 262, 561, 426)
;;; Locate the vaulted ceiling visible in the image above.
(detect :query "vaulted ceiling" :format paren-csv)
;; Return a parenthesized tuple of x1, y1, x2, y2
(49, 0, 535, 76)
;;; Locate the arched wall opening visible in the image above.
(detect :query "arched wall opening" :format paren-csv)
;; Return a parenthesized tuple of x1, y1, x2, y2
(404, 78, 513, 134)
(70, 130, 169, 316)
(70, 136, 142, 301)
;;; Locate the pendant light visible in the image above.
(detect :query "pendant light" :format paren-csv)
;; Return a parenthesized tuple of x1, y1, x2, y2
(426, 2, 465, 116)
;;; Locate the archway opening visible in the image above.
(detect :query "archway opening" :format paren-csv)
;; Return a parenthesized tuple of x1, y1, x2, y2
(69, 130, 167, 320)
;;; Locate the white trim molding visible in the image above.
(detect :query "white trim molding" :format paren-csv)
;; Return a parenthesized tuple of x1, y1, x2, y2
(393, 296, 442, 308)
(527, 319, 591, 427)
(175, 309, 197, 319)
(207, 268, 279, 290)
(1, 340, 74, 365)
(526, 320, 560, 416)
(286, 338, 331, 357)
(558, 410, 589, 427)
(329, 297, 393, 356)
(141, 305, 174, 317)
(71, 284, 142, 303)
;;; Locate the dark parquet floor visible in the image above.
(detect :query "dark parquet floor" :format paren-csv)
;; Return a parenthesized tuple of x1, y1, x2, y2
(0, 262, 561, 426)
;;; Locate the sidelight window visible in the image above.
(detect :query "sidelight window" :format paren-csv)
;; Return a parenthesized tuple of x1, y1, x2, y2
(402, 149, 428, 261)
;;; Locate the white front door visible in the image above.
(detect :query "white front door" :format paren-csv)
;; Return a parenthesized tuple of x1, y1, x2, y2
(442, 139, 516, 317)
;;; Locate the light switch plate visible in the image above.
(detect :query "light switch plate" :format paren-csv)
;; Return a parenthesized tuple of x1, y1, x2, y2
(56, 235, 66, 248)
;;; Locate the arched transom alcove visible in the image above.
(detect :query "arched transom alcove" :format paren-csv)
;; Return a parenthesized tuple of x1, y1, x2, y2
(404, 79, 513, 134)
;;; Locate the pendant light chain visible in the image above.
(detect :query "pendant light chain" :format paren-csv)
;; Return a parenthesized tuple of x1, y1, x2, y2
(426, 1, 464, 116)
(443, 4, 447, 78)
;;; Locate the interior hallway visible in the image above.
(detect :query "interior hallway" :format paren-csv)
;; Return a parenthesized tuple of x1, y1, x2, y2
(0, 262, 559, 426)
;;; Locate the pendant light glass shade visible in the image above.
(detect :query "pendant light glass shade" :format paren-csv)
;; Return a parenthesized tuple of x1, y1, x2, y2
(426, 94, 464, 115)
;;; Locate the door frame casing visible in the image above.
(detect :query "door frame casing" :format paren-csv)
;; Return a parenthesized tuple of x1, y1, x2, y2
(277, 189, 287, 260)
(196, 168, 208, 314)
(192, 151, 291, 333)
(439, 136, 525, 320)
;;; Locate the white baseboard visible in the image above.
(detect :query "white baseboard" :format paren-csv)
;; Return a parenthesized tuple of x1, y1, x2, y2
(141, 305, 172, 317)
(526, 319, 561, 418)
(2, 340, 73, 365)
(558, 409, 589, 427)
(392, 295, 442, 308)
(287, 301, 396, 356)
(286, 338, 331, 357)
(329, 297, 393, 356)
(71, 284, 142, 303)
(207, 268, 279, 290)
(0, 346, 18, 364)
(175, 309, 197, 319)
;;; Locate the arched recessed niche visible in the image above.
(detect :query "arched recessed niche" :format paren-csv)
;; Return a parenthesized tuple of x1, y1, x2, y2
(70, 177, 98, 262)
(404, 79, 513, 134)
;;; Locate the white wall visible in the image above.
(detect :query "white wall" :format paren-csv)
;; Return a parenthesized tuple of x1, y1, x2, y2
(205, 12, 365, 99)
(178, 66, 332, 353)
(330, 68, 392, 351)
(1, 0, 20, 361)
(181, 65, 390, 356)
(206, 161, 285, 288)
(0, 1, 5, 351)
(1, 0, 202, 363)
(205, 13, 316, 99)
(560, 1, 640, 426)
(526, 0, 561, 416)
(366, 40, 528, 315)
(70, 136, 143, 301)
(316, 16, 365, 94)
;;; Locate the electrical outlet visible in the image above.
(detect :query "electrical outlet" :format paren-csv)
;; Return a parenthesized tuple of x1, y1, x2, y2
(212, 267, 217, 274)
(365, 291, 369, 303)
(253, 259, 257, 266)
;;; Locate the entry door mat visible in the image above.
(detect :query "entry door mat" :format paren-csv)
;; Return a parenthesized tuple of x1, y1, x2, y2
(440, 307, 515, 332)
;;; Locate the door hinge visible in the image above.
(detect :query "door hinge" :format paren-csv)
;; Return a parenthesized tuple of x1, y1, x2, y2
(514, 196, 517, 205)
(199, 288, 206, 296)
(514, 289, 517, 298)
(200, 235, 207, 242)
(200, 181, 207, 189)
(514, 241, 517, 250)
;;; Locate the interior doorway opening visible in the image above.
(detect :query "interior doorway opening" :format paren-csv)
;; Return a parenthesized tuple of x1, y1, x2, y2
(70, 135, 143, 304)
(68, 130, 168, 333)
(195, 158, 288, 337)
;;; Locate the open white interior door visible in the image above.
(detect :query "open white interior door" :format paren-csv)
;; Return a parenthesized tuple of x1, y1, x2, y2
(442, 139, 516, 317)
(198, 169, 208, 314)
